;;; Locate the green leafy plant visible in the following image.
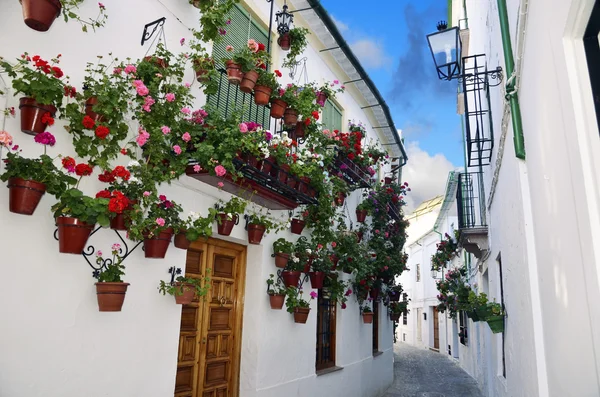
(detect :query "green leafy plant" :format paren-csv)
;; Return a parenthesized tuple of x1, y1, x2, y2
(282, 27, 310, 69)
(93, 243, 127, 282)
(225, 39, 269, 73)
(273, 238, 294, 255)
(285, 287, 316, 313)
(182, 32, 220, 95)
(59, 0, 108, 32)
(326, 277, 351, 309)
(431, 232, 459, 271)
(52, 188, 111, 227)
(158, 268, 211, 297)
(266, 274, 287, 296)
(0, 53, 68, 109)
(180, 209, 218, 242)
(255, 69, 280, 91)
(127, 193, 184, 241)
(361, 303, 373, 314)
(216, 196, 248, 220)
(315, 80, 345, 105)
(247, 209, 286, 233)
(190, 0, 238, 43)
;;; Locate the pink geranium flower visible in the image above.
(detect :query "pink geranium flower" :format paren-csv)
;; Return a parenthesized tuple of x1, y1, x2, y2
(173, 145, 182, 155)
(156, 217, 165, 226)
(310, 291, 318, 299)
(161, 126, 171, 135)
(182, 132, 191, 142)
(239, 123, 248, 133)
(193, 164, 201, 172)
(165, 93, 175, 102)
(217, 182, 224, 188)
(124, 64, 137, 74)
(136, 130, 150, 146)
(215, 165, 226, 177)
(0, 130, 14, 147)
(181, 107, 191, 115)
(143, 191, 151, 197)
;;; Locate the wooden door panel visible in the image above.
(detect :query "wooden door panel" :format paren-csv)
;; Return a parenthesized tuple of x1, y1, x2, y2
(209, 307, 232, 331)
(204, 361, 229, 387)
(175, 365, 194, 394)
(179, 334, 197, 362)
(181, 307, 199, 332)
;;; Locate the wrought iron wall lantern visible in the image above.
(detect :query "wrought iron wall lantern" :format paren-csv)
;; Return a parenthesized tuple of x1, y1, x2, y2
(275, 2, 294, 35)
(426, 21, 462, 81)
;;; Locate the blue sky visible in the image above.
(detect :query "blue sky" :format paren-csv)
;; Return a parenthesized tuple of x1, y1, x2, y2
(319, 0, 462, 207)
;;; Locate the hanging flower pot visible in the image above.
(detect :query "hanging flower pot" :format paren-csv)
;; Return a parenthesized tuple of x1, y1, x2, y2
(384, 177, 393, 185)
(356, 231, 364, 243)
(278, 33, 292, 51)
(269, 294, 286, 310)
(368, 288, 379, 301)
(388, 291, 401, 302)
(270, 99, 288, 118)
(109, 200, 137, 231)
(95, 282, 130, 312)
(84, 96, 105, 123)
(193, 58, 212, 82)
(330, 254, 339, 270)
(277, 164, 290, 184)
(216, 213, 238, 236)
(144, 56, 168, 68)
(334, 191, 346, 206)
(298, 177, 310, 194)
(294, 307, 310, 323)
(143, 227, 174, 259)
(254, 85, 272, 105)
(21, 0, 62, 32)
(286, 175, 298, 189)
(294, 121, 306, 139)
(174, 232, 192, 250)
(247, 223, 266, 244)
(7, 177, 46, 215)
(19, 97, 56, 136)
(261, 156, 276, 175)
(283, 108, 299, 126)
(486, 316, 505, 333)
(356, 209, 368, 223)
(240, 70, 259, 93)
(281, 270, 301, 288)
(308, 272, 325, 289)
(290, 218, 305, 235)
(225, 60, 243, 85)
(274, 252, 290, 268)
(316, 91, 328, 106)
(362, 312, 374, 324)
(390, 312, 401, 322)
(56, 216, 95, 254)
(173, 282, 196, 304)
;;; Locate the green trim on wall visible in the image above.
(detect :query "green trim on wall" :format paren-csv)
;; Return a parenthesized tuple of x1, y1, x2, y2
(448, 0, 453, 26)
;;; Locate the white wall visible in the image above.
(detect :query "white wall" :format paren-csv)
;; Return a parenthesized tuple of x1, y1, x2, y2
(0, 1, 395, 396)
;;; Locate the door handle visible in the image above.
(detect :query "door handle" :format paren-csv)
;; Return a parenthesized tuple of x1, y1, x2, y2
(202, 337, 207, 344)
(219, 296, 227, 307)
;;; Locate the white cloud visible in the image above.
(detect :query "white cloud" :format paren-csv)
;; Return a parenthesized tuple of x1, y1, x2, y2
(331, 16, 349, 33)
(401, 141, 457, 212)
(350, 39, 391, 69)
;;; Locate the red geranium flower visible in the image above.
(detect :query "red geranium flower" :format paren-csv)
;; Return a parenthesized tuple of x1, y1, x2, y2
(82, 115, 95, 129)
(108, 191, 129, 214)
(304, 117, 311, 126)
(120, 148, 128, 155)
(112, 165, 130, 181)
(98, 170, 116, 183)
(75, 163, 93, 176)
(95, 125, 110, 139)
(61, 156, 76, 173)
(274, 70, 282, 78)
(41, 112, 54, 126)
(51, 66, 64, 78)
(311, 110, 319, 120)
(348, 152, 355, 160)
(95, 190, 112, 199)
(258, 42, 266, 51)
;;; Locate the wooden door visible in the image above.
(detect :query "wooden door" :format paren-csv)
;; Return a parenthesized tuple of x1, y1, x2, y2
(433, 307, 440, 350)
(174, 239, 246, 397)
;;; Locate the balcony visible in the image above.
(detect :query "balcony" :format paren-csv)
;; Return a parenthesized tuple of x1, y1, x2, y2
(456, 172, 489, 259)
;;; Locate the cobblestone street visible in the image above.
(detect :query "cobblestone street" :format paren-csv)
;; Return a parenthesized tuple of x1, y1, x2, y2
(383, 343, 483, 397)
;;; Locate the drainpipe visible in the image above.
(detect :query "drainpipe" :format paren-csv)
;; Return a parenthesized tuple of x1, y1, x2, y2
(497, 0, 526, 159)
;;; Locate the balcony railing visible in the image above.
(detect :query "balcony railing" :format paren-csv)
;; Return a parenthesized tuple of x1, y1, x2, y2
(456, 172, 486, 229)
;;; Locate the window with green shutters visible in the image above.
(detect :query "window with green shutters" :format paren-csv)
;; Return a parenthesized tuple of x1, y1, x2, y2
(208, 4, 271, 126)
(321, 101, 343, 132)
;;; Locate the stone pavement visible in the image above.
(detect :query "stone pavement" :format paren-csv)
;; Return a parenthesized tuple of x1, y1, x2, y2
(383, 342, 483, 397)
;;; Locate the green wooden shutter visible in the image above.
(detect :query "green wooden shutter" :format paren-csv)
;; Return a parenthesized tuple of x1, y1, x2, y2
(322, 101, 343, 131)
(208, 5, 270, 126)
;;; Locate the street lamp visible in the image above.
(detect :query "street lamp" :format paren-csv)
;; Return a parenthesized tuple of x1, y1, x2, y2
(426, 21, 462, 81)
(275, 3, 294, 35)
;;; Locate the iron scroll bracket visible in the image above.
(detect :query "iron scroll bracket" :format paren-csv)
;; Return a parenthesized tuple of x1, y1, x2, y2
(141, 17, 166, 46)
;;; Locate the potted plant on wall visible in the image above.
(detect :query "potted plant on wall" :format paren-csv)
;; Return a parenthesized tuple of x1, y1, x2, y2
(356, 200, 370, 223)
(362, 303, 374, 324)
(272, 238, 294, 268)
(307, 250, 331, 289)
(290, 209, 308, 234)
(0, 54, 68, 135)
(246, 210, 283, 245)
(266, 274, 287, 310)
(94, 243, 129, 312)
(315, 80, 345, 107)
(215, 196, 248, 236)
(158, 267, 211, 304)
(281, 254, 304, 288)
(189, 0, 237, 43)
(183, 31, 220, 95)
(0, 132, 76, 215)
(127, 194, 183, 259)
(223, 40, 262, 86)
(285, 287, 316, 324)
(254, 69, 281, 106)
(280, 83, 301, 126)
(281, 27, 310, 68)
(174, 209, 217, 250)
(20, 0, 108, 32)
(485, 302, 505, 334)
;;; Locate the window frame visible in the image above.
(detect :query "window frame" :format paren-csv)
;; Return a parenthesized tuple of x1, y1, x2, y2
(321, 100, 343, 132)
(315, 287, 337, 371)
(372, 301, 380, 354)
(416, 263, 421, 282)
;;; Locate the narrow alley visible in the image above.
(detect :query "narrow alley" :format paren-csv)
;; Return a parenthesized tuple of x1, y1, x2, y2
(384, 343, 483, 397)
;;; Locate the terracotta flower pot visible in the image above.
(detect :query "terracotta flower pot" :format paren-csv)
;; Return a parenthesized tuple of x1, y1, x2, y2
(390, 312, 401, 322)
(225, 60, 243, 85)
(190, 0, 209, 8)
(281, 270, 301, 288)
(308, 272, 325, 289)
(362, 312, 374, 324)
(7, 177, 46, 215)
(384, 177, 393, 185)
(56, 217, 95, 254)
(307, 187, 317, 198)
(316, 91, 328, 106)
(21, 0, 61, 32)
(290, 218, 305, 235)
(242, 153, 262, 168)
(356, 209, 368, 223)
(143, 227, 174, 259)
(109, 200, 137, 231)
(389, 291, 401, 302)
(193, 58, 212, 82)
(95, 282, 129, 312)
(261, 156, 276, 175)
(369, 288, 380, 301)
(217, 213, 238, 236)
(335, 192, 346, 206)
(240, 70, 259, 93)
(274, 252, 290, 268)
(254, 85, 272, 106)
(19, 97, 56, 136)
(286, 176, 298, 189)
(270, 99, 287, 119)
(283, 108, 299, 126)
(277, 164, 290, 184)
(278, 33, 291, 51)
(269, 294, 285, 310)
(84, 96, 106, 123)
(294, 122, 306, 139)
(174, 232, 192, 250)
(247, 223, 266, 245)
(173, 282, 195, 304)
(294, 307, 310, 324)
(356, 232, 364, 243)
(298, 177, 310, 194)
(144, 56, 168, 68)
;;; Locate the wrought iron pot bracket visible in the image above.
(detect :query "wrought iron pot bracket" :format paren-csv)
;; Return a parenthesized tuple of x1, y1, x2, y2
(459, 66, 504, 87)
(53, 227, 143, 277)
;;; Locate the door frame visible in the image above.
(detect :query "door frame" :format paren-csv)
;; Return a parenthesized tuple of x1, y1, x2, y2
(189, 237, 247, 397)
